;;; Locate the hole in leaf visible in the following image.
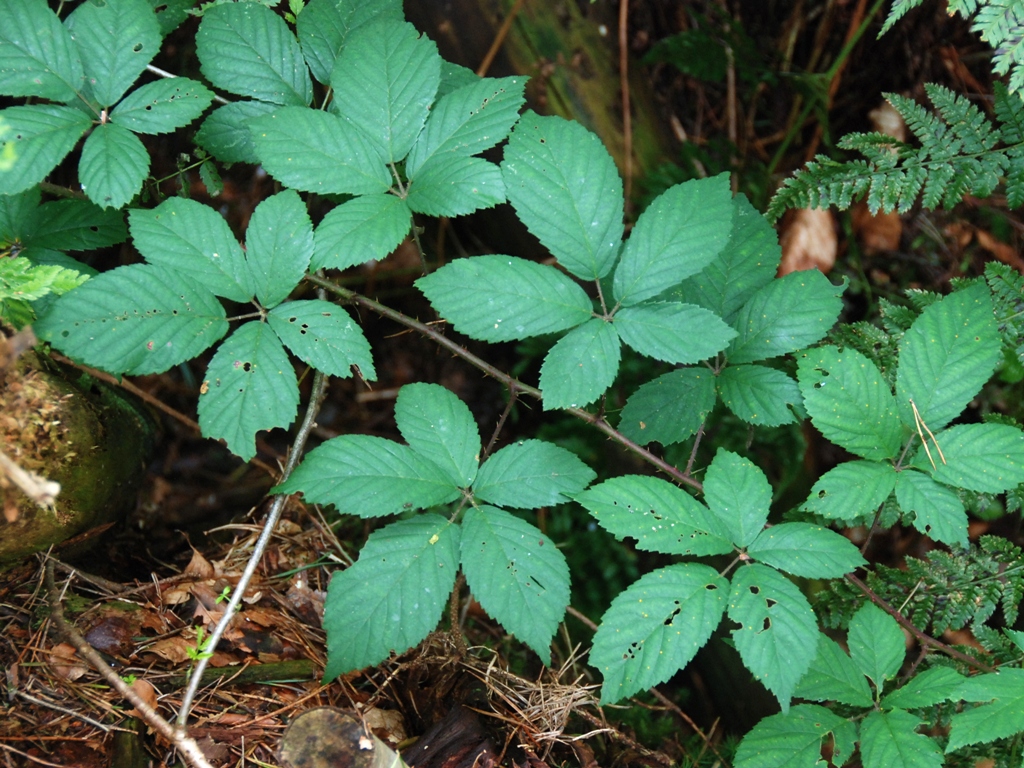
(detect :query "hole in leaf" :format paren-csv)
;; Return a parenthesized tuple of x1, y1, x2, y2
(748, 585, 760, 595)
(133, 43, 143, 52)
(761, 617, 771, 631)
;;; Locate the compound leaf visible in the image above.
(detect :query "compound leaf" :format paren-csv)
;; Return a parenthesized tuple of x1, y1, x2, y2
(502, 111, 623, 280)
(747, 523, 866, 578)
(473, 439, 596, 509)
(539, 318, 620, 410)
(296, 0, 402, 85)
(716, 364, 802, 427)
(196, 2, 311, 106)
(618, 367, 717, 446)
(792, 634, 873, 707)
(704, 449, 771, 548)
(848, 602, 905, 690)
(797, 345, 904, 461)
(727, 270, 844, 364)
(613, 174, 732, 306)
(65, 0, 160, 107)
(405, 155, 505, 217)
(195, 100, 276, 165)
(312, 193, 411, 270)
(26, 199, 126, 251)
(946, 669, 1024, 752)
(894, 469, 968, 547)
(734, 704, 850, 768)
(250, 107, 391, 195)
(129, 197, 253, 302)
(330, 19, 440, 163)
(322, 514, 459, 679)
(896, 282, 1001, 432)
(0, 105, 92, 196)
(406, 75, 527, 175)
(575, 475, 732, 557)
(274, 434, 460, 516)
(673, 194, 781, 322)
(110, 78, 214, 135)
(918, 423, 1024, 493)
(34, 263, 227, 375)
(613, 301, 735, 364)
(0, 0, 82, 102)
(729, 564, 819, 711)
(882, 666, 964, 710)
(196, 320, 298, 461)
(803, 460, 898, 521)
(461, 506, 569, 664)
(267, 299, 375, 380)
(590, 563, 727, 703)
(395, 383, 480, 488)
(416, 255, 592, 342)
(860, 709, 943, 768)
(245, 189, 313, 309)
(78, 122, 148, 209)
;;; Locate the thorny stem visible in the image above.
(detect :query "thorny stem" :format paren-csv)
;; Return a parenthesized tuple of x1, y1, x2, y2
(845, 572, 996, 673)
(176, 369, 331, 731)
(482, 385, 519, 460)
(684, 423, 706, 478)
(304, 274, 704, 492)
(44, 560, 215, 768)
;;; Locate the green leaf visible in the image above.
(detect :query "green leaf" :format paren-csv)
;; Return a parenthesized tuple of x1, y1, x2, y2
(501, 112, 623, 280)
(34, 263, 227, 375)
(704, 449, 771, 548)
(575, 475, 732, 556)
(461, 506, 569, 664)
(244, 190, 313, 309)
(0, 105, 92, 196)
(0, 187, 40, 244)
(747, 523, 867, 578)
(25, 199, 126, 251)
(472, 439, 596, 509)
(249, 108, 391, 195)
(590, 563, 728, 703)
(65, 0, 161, 107)
(539, 318, 620, 410)
(196, 321, 298, 461)
(405, 75, 527, 176)
(716, 364, 801, 427)
(860, 709, 943, 768)
(0, 0, 83, 102)
(803, 460, 898, 521)
(618, 367, 717, 446)
(312, 194, 411, 270)
(792, 634, 873, 707)
(917, 423, 1024, 493)
(196, 2, 311, 106)
(947, 669, 1024, 752)
(672, 194, 781, 323)
(330, 19, 440, 163)
(438, 61, 479, 98)
(267, 300, 375, 380)
(78, 122, 148, 209)
(894, 469, 967, 547)
(613, 175, 732, 306)
(734, 704, 849, 768)
(613, 301, 736, 364)
(405, 155, 505, 217)
(195, 100, 276, 165)
(322, 514, 459, 679)
(395, 383, 480, 488)
(109, 78, 214, 135)
(129, 197, 253, 303)
(274, 434, 460, 516)
(415, 255, 593, 342)
(148, 0, 192, 36)
(727, 270, 844, 364)
(729, 564, 819, 711)
(200, 160, 223, 196)
(848, 603, 905, 689)
(296, 0, 402, 85)
(797, 345, 904, 461)
(896, 282, 1002, 432)
(0, 259, 86, 303)
(882, 666, 964, 710)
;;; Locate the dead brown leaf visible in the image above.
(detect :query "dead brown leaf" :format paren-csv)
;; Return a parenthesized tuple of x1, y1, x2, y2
(778, 207, 837, 275)
(128, 678, 159, 717)
(184, 548, 215, 580)
(48, 642, 87, 681)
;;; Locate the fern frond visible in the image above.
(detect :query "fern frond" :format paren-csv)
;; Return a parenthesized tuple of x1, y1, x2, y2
(881, 0, 930, 35)
(985, 261, 1024, 362)
(971, 0, 1024, 92)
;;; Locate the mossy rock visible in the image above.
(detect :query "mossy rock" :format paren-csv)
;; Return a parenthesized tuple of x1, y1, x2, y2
(0, 353, 156, 564)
